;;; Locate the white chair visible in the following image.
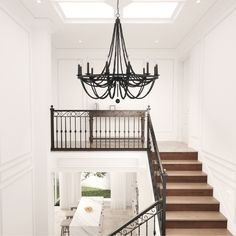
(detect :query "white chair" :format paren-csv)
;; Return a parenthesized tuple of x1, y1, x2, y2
(65, 210, 75, 219)
(60, 218, 71, 236)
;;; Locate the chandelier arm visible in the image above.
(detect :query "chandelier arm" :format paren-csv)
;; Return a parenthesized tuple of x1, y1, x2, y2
(80, 81, 101, 99)
(117, 24, 125, 82)
(112, 22, 118, 75)
(125, 74, 145, 87)
(128, 74, 155, 86)
(119, 79, 129, 99)
(125, 81, 144, 99)
(133, 80, 156, 99)
(136, 81, 156, 99)
(119, 19, 130, 63)
(90, 80, 111, 99)
(108, 78, 117, 99)
(116, 20, 121, 75)
(107, 18, 118, 60)
(81, 75, 107, 87)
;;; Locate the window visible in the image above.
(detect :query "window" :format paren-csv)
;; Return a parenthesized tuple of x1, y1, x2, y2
(123, 2, 179, 19)
(58, 2, 114, 19)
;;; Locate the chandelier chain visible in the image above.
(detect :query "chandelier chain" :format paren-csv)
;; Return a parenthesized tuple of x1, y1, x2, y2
(116, 0, 120, 17)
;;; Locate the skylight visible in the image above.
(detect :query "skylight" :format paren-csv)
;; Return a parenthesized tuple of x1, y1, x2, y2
(58, 2, 114, 19)
(123, 2, 179, 19)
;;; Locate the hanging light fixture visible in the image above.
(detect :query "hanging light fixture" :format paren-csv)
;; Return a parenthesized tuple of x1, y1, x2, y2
(77, 0, 159, 104)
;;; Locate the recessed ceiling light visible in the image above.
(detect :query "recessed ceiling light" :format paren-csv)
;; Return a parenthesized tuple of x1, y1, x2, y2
(196, 0, 201, 4)
(36, 0, 42, 4)
(58, 2, 114, 19)
(123, 2, 179, 19)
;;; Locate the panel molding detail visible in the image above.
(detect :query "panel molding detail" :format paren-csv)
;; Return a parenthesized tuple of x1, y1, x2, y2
(0, 153, 32, 190)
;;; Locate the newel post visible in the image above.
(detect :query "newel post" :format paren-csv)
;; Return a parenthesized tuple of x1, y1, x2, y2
(50, 105, 54, 150)
(146, 105, 151, 150)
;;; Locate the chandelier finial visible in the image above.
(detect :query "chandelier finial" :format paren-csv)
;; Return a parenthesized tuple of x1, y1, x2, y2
(116, 0, 120, 18)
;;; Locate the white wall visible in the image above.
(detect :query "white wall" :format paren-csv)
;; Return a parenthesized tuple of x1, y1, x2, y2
(52, 48, 181, 141)
(0, 1, 52, 235)
(180, 5, 236, 234)
(0, 5, 34, 236)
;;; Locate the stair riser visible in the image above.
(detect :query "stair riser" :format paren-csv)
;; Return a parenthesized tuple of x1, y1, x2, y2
(166, 221, 227, 228)
(166, 189, 213, 196)
(166, 176, 207, 183)
(167, 204, 219, 211)
(160, 152, 198, 160)
(162, 164, 202, 171)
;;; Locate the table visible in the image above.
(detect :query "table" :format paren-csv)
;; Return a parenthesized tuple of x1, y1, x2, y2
(70, 197, 104, 236)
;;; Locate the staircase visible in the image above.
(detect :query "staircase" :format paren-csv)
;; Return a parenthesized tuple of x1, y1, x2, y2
(157, 152, 232, 236)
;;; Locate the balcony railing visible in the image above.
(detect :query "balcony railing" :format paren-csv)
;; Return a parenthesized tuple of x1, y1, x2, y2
(50, 106, 147, 151)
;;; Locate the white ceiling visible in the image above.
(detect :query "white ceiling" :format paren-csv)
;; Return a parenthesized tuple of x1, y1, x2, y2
(19, 0, 217, 49)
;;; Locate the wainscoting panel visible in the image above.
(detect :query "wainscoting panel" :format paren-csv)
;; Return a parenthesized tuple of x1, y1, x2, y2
(201, 151, 236, 235)
(0, 7, 32, 164)
(1, 171, 34, 236)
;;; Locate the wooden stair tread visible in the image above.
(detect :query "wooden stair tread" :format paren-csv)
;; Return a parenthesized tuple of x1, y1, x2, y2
(166, 211, 227, 221)
(167, 183, 212, 189)
(167, 196, 219, 204)
(160, 151, 231, 233)
(167, 171, 207, 176)
(166, 228, 233, 236)
(162, 160, 202, 164)
(160, 152, 198, 161)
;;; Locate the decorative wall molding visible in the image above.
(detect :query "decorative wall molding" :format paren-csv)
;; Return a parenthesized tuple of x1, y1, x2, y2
(201, 150, 236, 171)
(0, 3, 31, 34)
(0, 152, 31, 174)
(0, 167, 33, 190)
(202, 155, 236, 236)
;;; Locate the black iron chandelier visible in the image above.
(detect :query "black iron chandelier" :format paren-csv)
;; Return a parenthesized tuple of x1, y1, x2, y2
(77, 0, 159, 103)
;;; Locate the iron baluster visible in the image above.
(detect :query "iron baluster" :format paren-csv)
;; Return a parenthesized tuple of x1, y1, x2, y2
(128, 116, 130, 148)
(105, 117, 107, 148)
(123, 116, 126, 148)
(64, 116, 67, 148)
(138, 117, 140, 148)
(133, 116, 135, 148)
(69, 116, 72, 148)
(100, 116, 102, 148)
(85, 116, 87, 148)
(56, 115, 58, 149)
(80, 116, 82, 148)
(115, 117, 116, 148)
(95, 116, 98, 148)
(60, 116, 63, 148)
(119, 116, 120, 148)
(74, 116, 77, 149)
(50, 105, 55, 150)
(109, 116, 111, 149)
(146, 221, 148, 236)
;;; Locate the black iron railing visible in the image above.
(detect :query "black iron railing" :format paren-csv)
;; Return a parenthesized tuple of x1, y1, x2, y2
(50, 106, 167, 235)
(147, 109, 167, 236)
(109, 200, 163, 236)
(50, 106, 147, 151)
